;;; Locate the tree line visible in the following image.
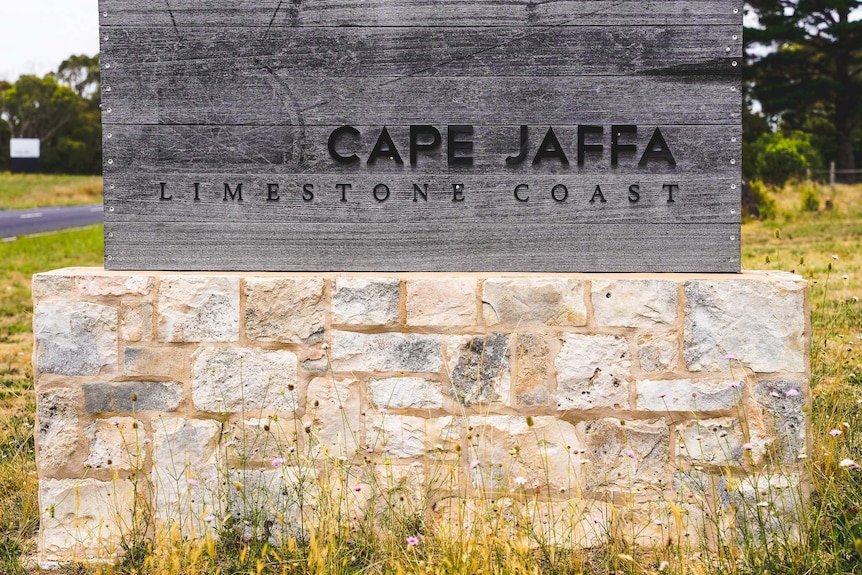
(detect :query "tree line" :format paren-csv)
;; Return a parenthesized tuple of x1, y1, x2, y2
(2, 2, 860, 182)
(0, 55, 101, 174)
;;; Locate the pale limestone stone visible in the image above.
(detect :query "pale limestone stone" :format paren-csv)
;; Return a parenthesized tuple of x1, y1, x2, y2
(150, 418, 222, 533)
(32, 273, 73, 299)
(554, 334, 631, 410)
(637, 379, 742, 412)
(306, 377, 361, 458)
(732, 474, 803, 541)
(39, 478, 135, 562)
(83, 381, 182, 413)
(75, 275, 153, 296)
(330, 331, 442, 372)
(684, 277, 806, 373)
(223, 416, 301, 466)
(592, 279, 678, 327)
(752, 379, 807, 462)
(482, 278, 587, 327)
(675, 418, 753, 466)
(465, 415, 584, 492)
(157, 276, 239, 342)
(227, 467, 318, 544)
(119, 302, 153, 342)
(83, 417, 144, 471)
(512, 334, 553, 406)
(366, 414, 432, 458)
(37, 388, 79, 470)
(332, 277, 400, 326)
(193, 347, 298, 413)
(637, 332, 679, 373)
(577, 418, 668, 489)
(34, 301, 117, 377)
(446, 335, 510, 405)
(367, 377, 443, 409)
(245, 277, 325, 343)
(124, 346, 186, 379)
(406, 278, 477, 328)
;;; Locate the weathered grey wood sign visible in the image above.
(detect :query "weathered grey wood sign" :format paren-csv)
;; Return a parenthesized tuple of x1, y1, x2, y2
(99, 0, 742, 272)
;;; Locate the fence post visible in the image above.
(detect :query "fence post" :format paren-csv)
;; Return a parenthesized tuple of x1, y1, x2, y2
(829, 161, 836, 186)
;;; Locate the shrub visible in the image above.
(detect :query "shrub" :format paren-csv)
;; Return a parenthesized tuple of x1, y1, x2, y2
(754, 132, 822, 186)
(742, 179, 777, 220)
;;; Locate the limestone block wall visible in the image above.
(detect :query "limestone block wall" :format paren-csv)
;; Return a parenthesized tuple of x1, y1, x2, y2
(32, 268, 809, 564)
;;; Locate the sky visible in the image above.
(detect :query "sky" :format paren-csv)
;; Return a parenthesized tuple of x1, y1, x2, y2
(0, 0, 100, 82)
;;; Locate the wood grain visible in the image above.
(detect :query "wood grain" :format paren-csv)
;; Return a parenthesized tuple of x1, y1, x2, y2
(98, 0, 742, 272)
(104, 221, 740, 272)
(99, 0, 744, 28)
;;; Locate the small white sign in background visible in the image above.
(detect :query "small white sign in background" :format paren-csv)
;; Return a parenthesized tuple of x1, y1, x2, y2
(10, 138, 41, 159)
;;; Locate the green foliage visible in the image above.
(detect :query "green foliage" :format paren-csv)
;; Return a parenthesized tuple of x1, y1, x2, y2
(0, 55, 101, 174)
(800, 184, 821, 212)
(742, 179, 777, 220)
(753, 131, 822, 186)
(745, 1, 862, 173)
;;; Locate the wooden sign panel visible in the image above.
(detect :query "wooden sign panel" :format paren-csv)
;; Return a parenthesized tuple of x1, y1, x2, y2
(99, 0, 742, 272)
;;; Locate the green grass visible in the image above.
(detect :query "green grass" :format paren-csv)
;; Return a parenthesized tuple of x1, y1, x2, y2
(0, 173, 102, 210)
(0, 226, 103, 575)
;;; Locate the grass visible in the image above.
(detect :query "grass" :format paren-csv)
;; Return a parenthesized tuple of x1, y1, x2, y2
(0, 226, 103, 575)
(0, 183, 860, 574)
(0, 173, 102, 210)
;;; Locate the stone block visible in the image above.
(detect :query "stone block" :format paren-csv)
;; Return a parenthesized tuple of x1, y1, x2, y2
(193, 347, 298, 413)
(577, 418, 668, 490)
(227, 467, 317, 544)
(554, 334, 631, 410)
(36, 388, 79, 471)
(34, 301, 117, 377)
(39, 478, 135, 562)
(83, 417, 144, 471)
(150, 418, 222, 532)
(223, 416, 301, 465)
(512, 334, 553, 406)
(119, 302, 153, 342)
(367, 377, 443, 409)
(75, 274, 153, 296)
(406, 278, 477, 328)
(124, 345, 186, 379)
(447, 334, 510, 405)
(684, 277, 806, 373)
(482, 278, 586, 326)
(157, 275, 239, 342)
(637, 379, 741, 412)
(245, 277, 325, 343)
(637, 332, 679, 373)
(306, 377, 361, 458)
(465, 415, 584, 493)
(752, 379, 807, 462)
(592, 279, 678, 327)
(366, 414, 430, 458)
(675, 418, 749, 466)
(83, 381, 182, 413)
(32, 273, 73, 299)
(330, 331, 442, 372)
(332, 277, 400, 326)
(732, 474, 803, 541)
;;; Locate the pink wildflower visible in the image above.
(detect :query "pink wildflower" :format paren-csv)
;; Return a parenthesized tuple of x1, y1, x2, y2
(406, 536, 419, 546)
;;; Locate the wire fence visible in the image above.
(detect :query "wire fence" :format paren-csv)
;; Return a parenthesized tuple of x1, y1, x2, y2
(809, 162, 862, 185)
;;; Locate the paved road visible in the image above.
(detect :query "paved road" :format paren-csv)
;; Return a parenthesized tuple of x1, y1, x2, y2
(0, 204, 104, 239)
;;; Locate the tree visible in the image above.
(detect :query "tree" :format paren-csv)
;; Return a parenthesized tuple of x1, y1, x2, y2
(56, 54, 101, 100)
(745, 0, 862, 176)
(0, 73, 101, 174)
